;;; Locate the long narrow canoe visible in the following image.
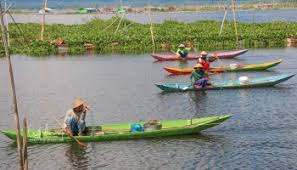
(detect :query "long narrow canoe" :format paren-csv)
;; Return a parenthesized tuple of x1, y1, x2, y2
(151, 49, 248, 61)
(155, 74, 295, 92)
(164, 59, 282, 75)
(1, 115, 231, 144)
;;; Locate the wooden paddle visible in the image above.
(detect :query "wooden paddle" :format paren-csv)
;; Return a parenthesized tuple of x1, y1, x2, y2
(171, 50, 177, 55)
(48, 112, 86, 147)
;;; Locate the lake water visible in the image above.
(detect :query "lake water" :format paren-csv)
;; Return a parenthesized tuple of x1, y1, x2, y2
(10, 9, 297, 24)
(8, 0, 294, 9)
(1, 48, 297, 169)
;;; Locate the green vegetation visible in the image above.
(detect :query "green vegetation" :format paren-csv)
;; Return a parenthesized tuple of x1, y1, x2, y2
(2, 18, 297, 56)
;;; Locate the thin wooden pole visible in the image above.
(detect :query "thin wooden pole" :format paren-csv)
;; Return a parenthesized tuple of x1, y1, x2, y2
(119, 0, 123, 8)
(231, 0, 239, 47)
(148, 7, 156, 49)
(0, 4, 24, 170)
(4, 0, 9, 47)
(219, 6, 228, 36)
(23, 118, 28, 170)
(103, 16, 120, 31)
(115, 14, 124, 33)
(41, 0, 47, 40)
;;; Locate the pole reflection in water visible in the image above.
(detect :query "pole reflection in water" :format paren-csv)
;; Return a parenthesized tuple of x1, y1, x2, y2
(188, 91, 208, 117)
(64, 143, 89, 170)
(178, 60, 189, 68)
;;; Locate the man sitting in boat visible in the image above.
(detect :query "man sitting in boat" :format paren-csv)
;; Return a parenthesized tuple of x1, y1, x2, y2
(63, 98, 90, 136)
(190, 63, 211, 89)
(197, 51, 218, 72)
(176, 44, 191, 59)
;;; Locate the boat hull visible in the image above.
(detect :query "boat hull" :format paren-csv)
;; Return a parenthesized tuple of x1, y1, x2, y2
(1, 115, 231, 144)
(155, 74, 295, 92)
(164, 59, 282, 75)
(152, 49, 248, 61)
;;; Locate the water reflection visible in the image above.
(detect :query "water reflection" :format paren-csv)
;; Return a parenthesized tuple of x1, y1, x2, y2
(188, 91, 208, 117)
(178, 60, 189, 68)
(64, 143, 89, 170)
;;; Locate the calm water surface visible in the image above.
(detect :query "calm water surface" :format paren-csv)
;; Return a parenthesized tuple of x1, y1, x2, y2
(0, 48, 297, 169)
(8, 0, 294, 9)
(10, 9, 297, 24)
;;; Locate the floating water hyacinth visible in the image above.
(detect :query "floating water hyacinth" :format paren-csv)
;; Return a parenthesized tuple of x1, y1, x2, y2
(3, 18, 297, 56)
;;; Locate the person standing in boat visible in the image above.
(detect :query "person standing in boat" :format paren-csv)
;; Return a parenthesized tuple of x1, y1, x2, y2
(190, 63, 211, 89)
(63, 98, 90, 136)
(176, 44, 191, 59)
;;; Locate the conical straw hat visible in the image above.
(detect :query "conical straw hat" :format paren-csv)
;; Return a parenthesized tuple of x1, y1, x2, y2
(72, 98, 85, 109)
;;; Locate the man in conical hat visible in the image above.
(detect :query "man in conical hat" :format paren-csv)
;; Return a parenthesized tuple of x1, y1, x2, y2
(176, 44, 191, 59)
(63, 98, 90, 136)
(190, 63, 211, 89)
(197, 51, 218, 70)
(197, 51, 210, 71)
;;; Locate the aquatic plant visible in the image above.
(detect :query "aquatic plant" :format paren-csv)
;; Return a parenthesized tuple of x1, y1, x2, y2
(1, 18, 297, 56)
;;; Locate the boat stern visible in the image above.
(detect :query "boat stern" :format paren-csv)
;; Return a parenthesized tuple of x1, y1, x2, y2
(0, 130, 17, 141)
(274, 73, 295, 84)
(191, 114, 232, 131)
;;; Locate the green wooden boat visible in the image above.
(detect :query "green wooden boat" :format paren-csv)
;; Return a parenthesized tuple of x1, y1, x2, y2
(164, 59, 282, 75)
(155, 74, 295, 92)
(1, 115, 231, 144)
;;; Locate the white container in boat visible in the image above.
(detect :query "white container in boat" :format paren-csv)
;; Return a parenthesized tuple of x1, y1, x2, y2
(229, 63, 238, 70)
(239, 76, 249, 85)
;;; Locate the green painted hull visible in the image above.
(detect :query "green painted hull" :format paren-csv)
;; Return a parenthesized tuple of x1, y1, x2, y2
(155, 74, 295, 92)
(1, 115, 231, 144)
(164, 59, 282, 75)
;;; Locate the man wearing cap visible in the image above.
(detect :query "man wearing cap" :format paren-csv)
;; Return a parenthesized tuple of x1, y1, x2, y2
(190, 63, 210, 89)
(176, 44, 191, 59)
(63, 98, 90, 136)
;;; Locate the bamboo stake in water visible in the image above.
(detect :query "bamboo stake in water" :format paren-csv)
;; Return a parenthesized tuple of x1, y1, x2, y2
(231, 0, 239, 48)
(219, 6, 228, 36)
(103, 16, 120, 31)
(115, 14, 124, 34)
(148, 7, 156, 49)
(4, 0, 9, 47)
(41, 0, 47, 40)
(0, 4, 24, 170)
(23, 118, 28, 170)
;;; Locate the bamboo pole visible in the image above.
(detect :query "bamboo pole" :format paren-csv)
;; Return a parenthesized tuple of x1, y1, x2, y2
(40, 0, 47, 40)
(148, 7, 156, 49)
(23, 118, 28, 170)
(103, 16, 120, 31)
(114, 0, 124, 34)
(115, 14, 124, 34)
(231, 0, 239, 47)
(219, 6, 228, 36)
(0, 4, 24, 170)
(119, 0, 123, 8)
(4, 0, 9, 46)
